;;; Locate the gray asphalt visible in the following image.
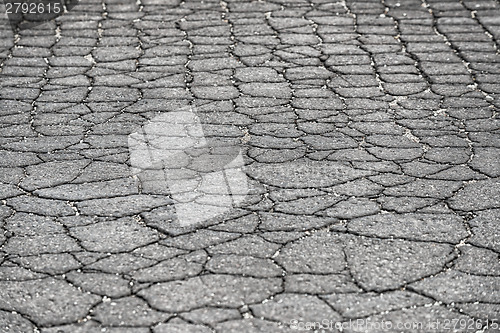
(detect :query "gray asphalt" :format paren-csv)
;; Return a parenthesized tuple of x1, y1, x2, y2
(0, 0, 500, 332)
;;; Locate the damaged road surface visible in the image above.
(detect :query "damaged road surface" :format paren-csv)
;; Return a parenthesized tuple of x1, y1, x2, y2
(0, 0, 500, 332)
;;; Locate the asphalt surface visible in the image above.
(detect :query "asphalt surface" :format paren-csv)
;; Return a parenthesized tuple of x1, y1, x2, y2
(1, 0, 500, 332)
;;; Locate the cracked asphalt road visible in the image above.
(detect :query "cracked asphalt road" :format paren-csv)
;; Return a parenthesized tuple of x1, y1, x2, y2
(1, 0, 500, 332)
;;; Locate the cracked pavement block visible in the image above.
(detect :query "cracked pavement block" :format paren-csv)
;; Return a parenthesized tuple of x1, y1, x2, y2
(75, 195, 173, 217)
(92, 296, 171, 326)
(35, 178, 139, 200)
(3, 234, 81, 256)
(285, 273, 361, 294)
(40, 321, 150, 333)
(0, 278, 100, 326)
(19, 160, 90, 191)
(448, 179, 500, 211)
(161, 229, 240, 250)
(0, 310, 35, 333)
(208, 235, 281, 258)
(322, 290, 431, 319)
(275, 232, 347, 274)
(322, 197, 381, 219)
(153, 323, 213, 333)
(6, 196, 76, 216)
(250, 293, 342, 324)
(11, 253, 81, 274)
(65, 271, 132, 298)
(86, 253, 156, 274)
(69, 218, 159, 252)
(137, 274, 282, 312)
(410, 270, 500, 303)
(468, 209, 500, 252)
(131, 252, 205, 282)
(454, 245, 500, 276)
(347, 213, 469, 243)
(344, 237, 456, 291)
(205, 254, 282, 277)
(383, 179, 463, 199)
(259, 212, 338, 231)
(247, 160, 375, 188)
(179, 307, 241, 325)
